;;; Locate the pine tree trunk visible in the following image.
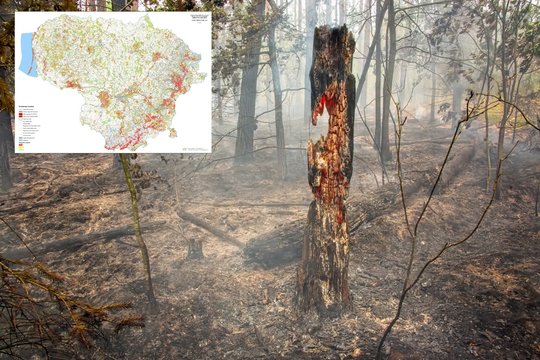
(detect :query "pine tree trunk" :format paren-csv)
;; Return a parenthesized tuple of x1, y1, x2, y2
(381, 0, 395, 163)
(304, 0, 317, 125)
(268, 15, 287, 180)
(374, 0, 382, 151)
(296, 25, 356, 316)
(234, 0, 265, 161)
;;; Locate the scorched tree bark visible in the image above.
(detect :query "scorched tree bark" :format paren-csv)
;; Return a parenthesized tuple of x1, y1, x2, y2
(296, 25, 355, 316)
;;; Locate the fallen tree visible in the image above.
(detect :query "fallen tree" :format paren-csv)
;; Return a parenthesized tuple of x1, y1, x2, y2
(244, 144, 477, 269)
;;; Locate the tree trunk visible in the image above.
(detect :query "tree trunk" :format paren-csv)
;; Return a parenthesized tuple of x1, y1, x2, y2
(495, 3, 510, 200)
(304, 0, 317, 124)
(234, 0, 265, 161)
(381, 0, 395, 163)
(325, 0, 332, 24)
(111, 0, 125, 11)
(358, 0, 370, 109)
(0, 111, 12, 191)
(374, 0, 382, 151)
(216, 76, 223, 125)
(297, 0, 302, 31)
(296, 25, 355, 316)
(339, 0, 346, 24)
(268, 4, 287, 180)
(119, 154, 157, 309)
(451, 81, 464, 131)
(430, 63, 437, 123)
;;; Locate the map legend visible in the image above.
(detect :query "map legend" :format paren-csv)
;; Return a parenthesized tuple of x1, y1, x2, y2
(15, 105, 41, 153)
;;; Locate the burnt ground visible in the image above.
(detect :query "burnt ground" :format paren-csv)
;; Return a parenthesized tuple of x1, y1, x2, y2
(0, 121, 539, 359)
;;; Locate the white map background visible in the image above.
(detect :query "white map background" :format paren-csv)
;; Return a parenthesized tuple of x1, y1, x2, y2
(15, 12, 211, 153)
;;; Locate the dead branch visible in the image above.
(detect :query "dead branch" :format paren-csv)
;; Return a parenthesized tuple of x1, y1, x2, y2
(375, 93, 510, 359)
(0, 189, 127, 215)
(176, 209, 244, 249)
(3, 221, 166, 260)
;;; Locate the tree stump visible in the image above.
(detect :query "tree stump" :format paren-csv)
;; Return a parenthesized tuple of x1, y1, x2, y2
(296, 25, 356, 316)
(187, 239, 204, 260)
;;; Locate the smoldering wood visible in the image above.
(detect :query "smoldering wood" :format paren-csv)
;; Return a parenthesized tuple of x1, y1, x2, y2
(4, 221, 166, 260)
(296, 25, 356, 315)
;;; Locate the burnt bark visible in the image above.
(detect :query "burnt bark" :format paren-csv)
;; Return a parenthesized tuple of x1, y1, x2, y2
(296, 25, 355, 316)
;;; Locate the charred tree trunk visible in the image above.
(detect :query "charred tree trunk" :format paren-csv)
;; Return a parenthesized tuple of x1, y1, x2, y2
(296, 26, 355, 316)
(234, 0, 265, 161)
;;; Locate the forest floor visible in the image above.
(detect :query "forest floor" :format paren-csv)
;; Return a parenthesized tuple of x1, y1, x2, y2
(1, 119, 539, 359)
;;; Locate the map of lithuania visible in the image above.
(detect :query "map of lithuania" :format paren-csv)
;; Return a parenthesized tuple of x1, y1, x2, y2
(27, 14, 206, 151)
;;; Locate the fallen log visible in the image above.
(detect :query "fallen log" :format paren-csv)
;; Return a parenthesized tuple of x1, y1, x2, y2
(176, 209, 244, 249)
(244, 176, 429, 269)
(244, 144, 478, 269)
(435, 144, 476, 193)
(3, 221, 166, 260)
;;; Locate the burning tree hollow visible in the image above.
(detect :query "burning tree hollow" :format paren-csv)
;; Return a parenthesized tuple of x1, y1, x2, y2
(296, 25, 356, 316)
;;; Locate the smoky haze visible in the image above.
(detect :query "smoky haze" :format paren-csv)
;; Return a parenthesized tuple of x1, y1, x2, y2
(0, 0, 539, 359)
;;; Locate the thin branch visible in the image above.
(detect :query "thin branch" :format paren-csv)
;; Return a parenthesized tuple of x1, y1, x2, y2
(0, 216, 36, 260)
(375, 99, 517, 359)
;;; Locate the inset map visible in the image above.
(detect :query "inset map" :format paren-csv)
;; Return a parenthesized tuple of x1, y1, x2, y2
(15, 12, 211, 153)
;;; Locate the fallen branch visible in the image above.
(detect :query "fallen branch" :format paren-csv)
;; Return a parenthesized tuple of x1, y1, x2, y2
(176, 209, 244, 249)
(4, 221, 166, 260)
(435, 144, 476, 193)
(0, 189, 127, 215)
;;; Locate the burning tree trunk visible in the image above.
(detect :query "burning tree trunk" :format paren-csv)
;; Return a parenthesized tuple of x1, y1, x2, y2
(296, 25, 355, 316)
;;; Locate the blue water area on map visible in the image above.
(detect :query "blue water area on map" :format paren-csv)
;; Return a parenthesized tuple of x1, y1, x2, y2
(19, 33, 37, 78)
